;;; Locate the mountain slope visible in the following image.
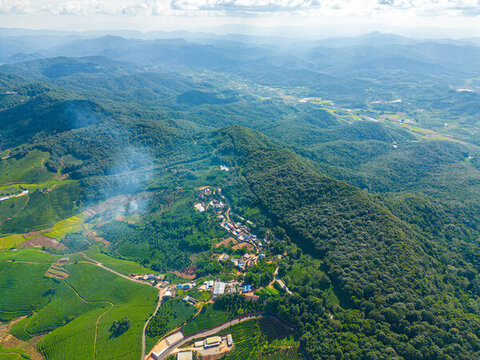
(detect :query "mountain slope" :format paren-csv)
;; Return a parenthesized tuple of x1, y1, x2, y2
(213, 125, 480, 360)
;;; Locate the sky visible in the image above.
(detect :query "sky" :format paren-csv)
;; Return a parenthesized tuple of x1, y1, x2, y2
(0, 0, 480, 38)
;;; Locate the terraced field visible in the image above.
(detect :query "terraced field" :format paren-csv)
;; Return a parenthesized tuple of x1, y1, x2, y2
(38, 262, 158, 360)
(0, 182, 81, 235)
(0, 234, 26, 249)
(215, 319, 301, 360)
(0, 250, 158, 360)
(0, 344, 31, 360)
(44, 215, 87, 241)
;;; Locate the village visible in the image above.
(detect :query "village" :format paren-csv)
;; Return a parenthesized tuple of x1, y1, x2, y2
(140, 185, 286, 360)
(193, 185, 267, 253)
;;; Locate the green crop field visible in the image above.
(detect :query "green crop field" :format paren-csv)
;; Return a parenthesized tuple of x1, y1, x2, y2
(145, 298, 196, 352)
(0, 344, 31, 360)
(0, 196, 29, 225)
(0, 150, 56, 185)
(0, 234, 26, 249)
(84, 246, 160, 276)
(255, 287, 279, 297)
(38, 307, 103, 360)
(0, 250, 158, 360)
(44, 214, 87, 240)
(0, 182, 81, 234)
(214, 318, 301, 360)
(36, 262, 158, 360)
(182, 303, 228, 336)
(0, 261, 55, 321)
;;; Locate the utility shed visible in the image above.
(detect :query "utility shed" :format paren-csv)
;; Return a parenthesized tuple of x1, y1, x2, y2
(204, 336, 222, 348)
(227, 334, 233, 347)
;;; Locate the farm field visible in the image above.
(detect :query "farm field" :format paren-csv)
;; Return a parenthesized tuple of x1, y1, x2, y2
(0, 249, 56, 262)
(0, 344, 31, 360)
(0, 150, 55, 185)
(182, 303, 228, 336)
(37, 262, 158, 360)
(0, 182, 81, 235)
(145, 298, 196, 352)
(83, 246, 161, 276)
(0, 234, 26, 249)
(43, 214, 87, 240)
(0, 197, 29, 226)
(0, 250, 158, 360)
(0, 260, 55, 321)
(215, 318, 301, 360)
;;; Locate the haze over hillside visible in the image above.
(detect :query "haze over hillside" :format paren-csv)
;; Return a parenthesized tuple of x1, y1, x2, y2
(2, 17, 480, 360)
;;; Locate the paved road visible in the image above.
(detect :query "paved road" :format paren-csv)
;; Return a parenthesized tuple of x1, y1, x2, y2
(80, 253, 151, 285)
(142, 290, 164, 360)
(154, 314, 263, 360)
(274, 267, 292, 295)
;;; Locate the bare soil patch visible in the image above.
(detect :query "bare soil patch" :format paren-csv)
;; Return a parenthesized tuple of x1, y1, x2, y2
(19, 235, 66, 249)
(232, 242, 254, 251)
(214, 237, 237, 248)
(0, 317, 44, 360)
(86, 230, 110, 247)
(168, 270, 196, 280)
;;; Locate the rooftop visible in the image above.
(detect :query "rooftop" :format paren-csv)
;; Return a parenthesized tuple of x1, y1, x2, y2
(177, 351, 193, 360)
(213, 281, 226, 295)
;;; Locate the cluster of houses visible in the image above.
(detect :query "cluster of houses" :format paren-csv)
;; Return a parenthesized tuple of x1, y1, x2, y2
(194, 202, 205, 212)
(163, 281, 196, 299)
(199, 279, 253, 297)
(218, 252, 265, 271)
(194, 186, 270, 255)
(195, 187, 227, 213)
(129, 273, 165, 284)
(219, 216, 262, 248)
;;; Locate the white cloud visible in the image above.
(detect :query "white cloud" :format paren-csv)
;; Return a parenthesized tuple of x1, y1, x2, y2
(1, 0, 480, 19)
(0, 0, 33, 14)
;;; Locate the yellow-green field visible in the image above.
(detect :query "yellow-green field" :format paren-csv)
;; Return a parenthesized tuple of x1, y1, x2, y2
(0, 234, 26, 249)
(44, 215, 89, 240)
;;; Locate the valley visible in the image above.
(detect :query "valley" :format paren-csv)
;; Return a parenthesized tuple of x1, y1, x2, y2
(2, 28, 480, 360)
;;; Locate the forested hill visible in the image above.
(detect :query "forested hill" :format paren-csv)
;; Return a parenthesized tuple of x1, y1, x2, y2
(213, 125, 480, 359)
